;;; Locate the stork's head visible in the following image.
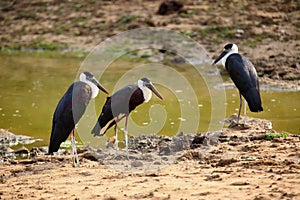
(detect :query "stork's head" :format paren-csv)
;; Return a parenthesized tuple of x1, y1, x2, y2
(80, 72, 109, 98)
(212, 43, 238, 67)
(138, 78, 163, 102)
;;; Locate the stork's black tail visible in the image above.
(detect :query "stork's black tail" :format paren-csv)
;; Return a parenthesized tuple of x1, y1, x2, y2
(48, 142, 59, 155)
(91, 122, 102, 136)
(48, 124, 61, 154)
(48, 123, 73, 154)
(91, 96, 115, 136)
(242, 88, 263, 112)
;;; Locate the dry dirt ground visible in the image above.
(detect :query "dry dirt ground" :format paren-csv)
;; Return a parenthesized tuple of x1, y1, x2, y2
(1, 117, 300, 200)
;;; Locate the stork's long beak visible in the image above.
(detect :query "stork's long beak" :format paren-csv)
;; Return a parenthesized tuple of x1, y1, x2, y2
(212, 50, 228, 65)
(91, 78, 109, 95)
(148, 83, 163, 100)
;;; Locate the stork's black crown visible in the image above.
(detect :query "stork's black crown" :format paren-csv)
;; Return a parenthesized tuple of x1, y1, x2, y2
(224, 44, 233, 50)
(83, 71, 93, 78)
(141, 77, 150, 83)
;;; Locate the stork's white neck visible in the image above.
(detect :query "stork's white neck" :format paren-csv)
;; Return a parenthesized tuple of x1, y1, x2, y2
(80, 74, 99, 98)
(86, 81, 99, 98)
(138, 80, 152, 102)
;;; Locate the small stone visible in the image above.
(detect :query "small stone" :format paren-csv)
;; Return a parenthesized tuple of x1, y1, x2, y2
(290, 63, 299, 69)
(153, 161, 161, 165)
(14, 146, 29, 155)
(159, 146, 171, 155)
(131, 160, 143, 167)
(82, 151, 101, 161)
(0, 146, 14, 154)
(230, 181, 250, 186)
(161, 156, 168, 161)
(157, 1, 184, 15)
(190, 135, 205, 149)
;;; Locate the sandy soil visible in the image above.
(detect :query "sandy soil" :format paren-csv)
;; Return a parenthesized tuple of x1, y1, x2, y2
(1, 116, 299, 200)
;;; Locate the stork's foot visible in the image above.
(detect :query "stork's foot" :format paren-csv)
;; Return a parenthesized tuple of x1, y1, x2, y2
(72, 158, 80, 167)
(228, 121, 239, 128)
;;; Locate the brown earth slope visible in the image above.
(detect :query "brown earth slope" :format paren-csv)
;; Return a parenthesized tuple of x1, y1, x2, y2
(0, 0, 299, 84)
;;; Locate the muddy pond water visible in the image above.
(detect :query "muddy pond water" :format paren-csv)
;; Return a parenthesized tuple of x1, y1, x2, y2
(0, 53, 299, 149)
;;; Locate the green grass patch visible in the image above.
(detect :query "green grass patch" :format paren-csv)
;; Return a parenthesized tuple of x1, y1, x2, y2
(179, 10, 195, 18)
(17, 11, 37, 19)
(264, 132, 289, 140)
(209, 25, 235, 38)
(72, 16, 90, 24)
(181, 30, 197, 37)
(117, 15, 136, 24)
(242, 34, 279, 48)
(198, 28, 208, 37)
(198, 25, 236, 42)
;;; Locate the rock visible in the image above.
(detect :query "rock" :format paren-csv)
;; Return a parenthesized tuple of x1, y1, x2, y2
(38, 147, 48, 154)
(0, 146, 14, 154)
(159, 146, 171, 155)
(205, 131, 221, 146)
(290, 63, 299, 69)
(153, 161, 161, 165)
(230, 181, 250, 186)
(157, 1, 184, 15)
(131, 160, 143, 167)
(105, 136, 116, 149)
(190, 131, 221, 149)
(30, 147, 40, 157)
(14, 146, 29, 156)
(216, 158, 238, 167)
(0, 129, 42, 147)
(205, 174, 222, 181)
(190, 134, 205, 149)
(82, 151, 102, 161)
(0, 129, 17, 146)
(170, 132, 194, 152)
(77, 148, 88, 154)
(161, 156, 169, 161)
(0, 174, 6, 184)
(283, 72, 300, 80)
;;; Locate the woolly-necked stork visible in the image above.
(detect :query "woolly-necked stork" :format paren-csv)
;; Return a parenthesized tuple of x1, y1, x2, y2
(48, 71, 109, 166)
(92, 77, 163, 158)
(213, 43, 263, 125)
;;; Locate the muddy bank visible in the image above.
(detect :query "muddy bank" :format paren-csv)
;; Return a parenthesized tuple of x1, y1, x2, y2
(1, 116, 299, 199)
(0, 0, 299, 86)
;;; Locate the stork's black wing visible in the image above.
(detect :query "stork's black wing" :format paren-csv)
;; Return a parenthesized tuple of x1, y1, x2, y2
(48, 82, 92, 154)
(110, 84, 140, 115)
(242, 56, 260, 92)
(226, 54, 263, 112)
(92, 84, 144, 136)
